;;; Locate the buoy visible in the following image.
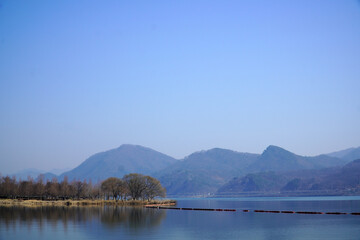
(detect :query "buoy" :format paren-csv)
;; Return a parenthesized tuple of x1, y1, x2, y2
(243, 210, 249, 212)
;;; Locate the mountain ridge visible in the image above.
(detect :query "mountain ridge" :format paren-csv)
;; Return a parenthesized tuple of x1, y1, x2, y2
(7, 144, 359, 197)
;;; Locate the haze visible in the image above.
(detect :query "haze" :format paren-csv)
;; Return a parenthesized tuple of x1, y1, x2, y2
(0, 0, 359, 175)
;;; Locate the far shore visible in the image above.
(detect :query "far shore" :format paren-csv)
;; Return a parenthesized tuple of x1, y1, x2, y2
(0, 199, 176, 207)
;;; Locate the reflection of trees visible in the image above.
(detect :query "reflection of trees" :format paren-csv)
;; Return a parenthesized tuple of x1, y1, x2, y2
(0, 206, 166, 232)
(100, 206, 166, 229)
(102, 207, 166, 229)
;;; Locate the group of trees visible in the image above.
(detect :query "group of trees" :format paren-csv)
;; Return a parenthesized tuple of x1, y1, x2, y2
(0, 175, 99, 200)
(0, 173, 166, 201)
(101, 173, 166, 201)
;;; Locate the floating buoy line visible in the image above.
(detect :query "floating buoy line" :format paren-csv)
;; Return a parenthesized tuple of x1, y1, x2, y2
(145, 206, 360, 215)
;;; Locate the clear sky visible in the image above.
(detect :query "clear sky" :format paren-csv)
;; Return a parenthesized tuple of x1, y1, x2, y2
(0, 0, 359, 175)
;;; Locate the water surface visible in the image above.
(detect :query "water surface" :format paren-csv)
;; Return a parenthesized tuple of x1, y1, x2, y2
(1, 196, 360, 240)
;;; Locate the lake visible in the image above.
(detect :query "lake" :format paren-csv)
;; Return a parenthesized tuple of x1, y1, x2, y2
(1, 196, 360, 240)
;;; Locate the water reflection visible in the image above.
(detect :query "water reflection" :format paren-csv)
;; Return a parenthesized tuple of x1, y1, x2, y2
(0, 206, 166, 233)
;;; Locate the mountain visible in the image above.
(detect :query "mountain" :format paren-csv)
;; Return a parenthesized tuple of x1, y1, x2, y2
(216, 159, 360, 196)
(30, 144, 353, 196)
(217, 172, 288, 194)
(327, 147, 360, 162)
(311, 159, 360, 191)
(245, 145, 345, 173)
(48, 168, 71, 176)
(36, 172, 58, 182)
(156, 146, 347, 196)
(155, 148, 259, 196)
(11, 168, 45, 180)
(59, 144, 177, 182)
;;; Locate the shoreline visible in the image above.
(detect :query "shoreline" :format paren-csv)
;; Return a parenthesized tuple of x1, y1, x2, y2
(0, 199, 177, 207)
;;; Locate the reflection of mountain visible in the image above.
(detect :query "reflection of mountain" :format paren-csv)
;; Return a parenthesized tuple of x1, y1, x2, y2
(0, 206, 166, 232)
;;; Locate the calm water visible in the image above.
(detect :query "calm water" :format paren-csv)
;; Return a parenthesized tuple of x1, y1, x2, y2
(1, 196, 360, 240)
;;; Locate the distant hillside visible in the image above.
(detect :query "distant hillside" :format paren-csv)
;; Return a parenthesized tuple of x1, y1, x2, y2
(11, 168, 70, 182)
(36, 172, 58, 182)
(217, 172, 288, 194)
(11, 168, 45, 181)
(10, 144, 354, 196)
(216, 159, 360, 196)
(327, 147, 360, 162)
(59, 144, 177, 182)
(311, 159, 360, 191)
(155, 148, 259, 196)
(156, 145, 347, 196)
(246, 145, 345, 173)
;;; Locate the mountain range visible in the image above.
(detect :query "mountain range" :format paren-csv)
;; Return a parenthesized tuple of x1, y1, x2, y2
(217, 159, 360, 196)
(156, 145, 351, 196)
(9, 144, 360, 196)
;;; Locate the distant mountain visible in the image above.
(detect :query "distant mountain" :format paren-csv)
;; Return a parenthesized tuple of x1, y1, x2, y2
(327, 147, 360, 162)
(49, 168, 71, 176)
(155, 148, 259, 196)
(156, 146, 348, 196)
(217, 172, 288, 194)
(245, 145, 345, 173)
(59, 144, 177, 182)
(11, 168, 45, 180)
(311, 159, 360, 191)
(36, 172, 58, 182)
(10, 144, 351, 196)
(216, 159, 360, 196)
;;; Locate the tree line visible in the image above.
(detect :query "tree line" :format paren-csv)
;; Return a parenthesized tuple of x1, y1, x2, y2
(0, 173, 166, 201)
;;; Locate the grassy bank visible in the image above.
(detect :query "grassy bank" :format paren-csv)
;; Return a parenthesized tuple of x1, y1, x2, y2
(0, 199, 176, 207)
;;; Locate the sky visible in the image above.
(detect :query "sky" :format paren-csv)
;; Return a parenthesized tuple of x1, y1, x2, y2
(0, 0, 359, 175)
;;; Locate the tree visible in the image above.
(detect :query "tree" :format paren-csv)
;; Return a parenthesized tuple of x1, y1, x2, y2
(59, 176, 70, 199)
(101, 177, 127, 200)
(123, 173, 147, 200)
(71, 180, 85, 199)
(143, 176, 166, 200)
(34, 175, 45, 199)
(89, 183, 101, 200)
(0, 176, 18, 198)
(19, 180, 33, 199)
(45, 178, 59, 199)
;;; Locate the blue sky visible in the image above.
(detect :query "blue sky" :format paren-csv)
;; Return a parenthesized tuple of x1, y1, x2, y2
(0, 0, 359, 174)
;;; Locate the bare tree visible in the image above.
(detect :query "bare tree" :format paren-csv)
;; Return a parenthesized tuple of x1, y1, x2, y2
(0, 176, 18, 198)
(143, 176, 166, 200)
(45, 178, 60, 199)
(34, 175, 45, 199)
(123, 173, 147, 200)
(101, 177, 127, 200)
(71, 180, 84, 199)
(59, 176, 70, 199)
